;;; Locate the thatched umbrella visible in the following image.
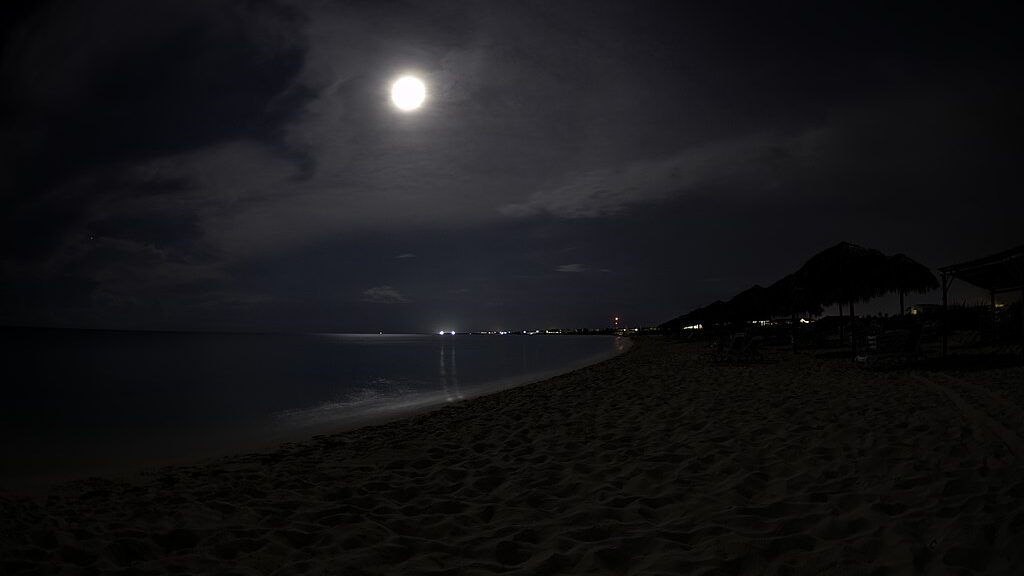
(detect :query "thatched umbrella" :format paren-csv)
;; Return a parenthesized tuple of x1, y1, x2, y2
(767, 273, 821, 317)
(690, 300, 730, 326)
(887, 253, 939, 316)
(660, 300, 730, 331)
(796, 242, 891, 308)
(766, 273, 823, 350)
(792, 241, 891, 354)
(725, 285, 775, 323)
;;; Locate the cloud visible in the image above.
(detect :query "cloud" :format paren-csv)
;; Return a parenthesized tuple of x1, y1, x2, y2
(361, 285, 410, 304)
(500, 134, 806, 219)
(5, 0, 1021, 332)
(9, 0, 792, 270)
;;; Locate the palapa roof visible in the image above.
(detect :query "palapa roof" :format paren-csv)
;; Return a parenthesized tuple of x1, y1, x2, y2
(660, 242, 939, 328)
(793, 241, 891, 306)
(939, 244, 1024, 294)
(888, 253, 939, 294)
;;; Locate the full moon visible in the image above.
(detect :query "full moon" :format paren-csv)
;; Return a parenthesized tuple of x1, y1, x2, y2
(391, 76, 426, 111)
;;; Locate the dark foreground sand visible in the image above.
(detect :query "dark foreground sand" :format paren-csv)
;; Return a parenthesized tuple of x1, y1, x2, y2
(2, 338, 1023, 575)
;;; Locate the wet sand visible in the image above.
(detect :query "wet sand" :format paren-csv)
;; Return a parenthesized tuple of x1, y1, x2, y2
(2, 337, 1023, 575)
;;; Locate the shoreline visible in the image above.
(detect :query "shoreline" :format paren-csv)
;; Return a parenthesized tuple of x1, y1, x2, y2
(0, 336, 633, 494)
(2, 337, 1023, 574)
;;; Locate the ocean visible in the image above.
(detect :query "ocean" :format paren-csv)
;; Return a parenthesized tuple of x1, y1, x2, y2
(0, 329, 628, 486)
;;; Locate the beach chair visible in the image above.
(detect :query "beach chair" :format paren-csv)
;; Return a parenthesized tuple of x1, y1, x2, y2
(713, 333, 764, 363)
(855, 325, 922, 368)
(715, 332, 743, 359)
(744, 335, 764, 360)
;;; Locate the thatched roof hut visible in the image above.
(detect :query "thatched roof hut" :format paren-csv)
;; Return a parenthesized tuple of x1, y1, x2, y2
(659, 300, 730, 330)
(793, 241, 891, 308)
(724, 285, 774, 322)
(766, 273, 822, 317)
(660, 243, 935, 353)
(886, 253, 939, 315)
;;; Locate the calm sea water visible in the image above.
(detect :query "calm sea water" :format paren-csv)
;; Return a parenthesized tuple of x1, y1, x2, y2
(0, 330, 627, 485)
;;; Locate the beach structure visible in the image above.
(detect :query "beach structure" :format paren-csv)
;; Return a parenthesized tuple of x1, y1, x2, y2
(664, 242, 939, 356)
(763, 273, 822, 350)
(886, 253, 939, 316)
(788, 242, 894, 354)
(794, 242, 889, 311)
(938, 244, 1024, 359)
(723, 285, 774, 323)
(765, 273, 819, 318)
(659, 300, 729, 331)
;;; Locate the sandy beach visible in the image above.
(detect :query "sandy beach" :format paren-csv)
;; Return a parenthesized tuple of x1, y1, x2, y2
(2, 337, 1023, 575)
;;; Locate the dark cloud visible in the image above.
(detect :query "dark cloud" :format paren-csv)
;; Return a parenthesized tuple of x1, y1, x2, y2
(2, 0, 309, 263)
(2, 0, 1022, 331)
(362, 286, 410, 305)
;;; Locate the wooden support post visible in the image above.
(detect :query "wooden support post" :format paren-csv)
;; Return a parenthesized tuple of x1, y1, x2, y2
(991, 290, 997, 342)
(791, 312, 798, 352)
(838, 303, 844, 344)
(850, 300, 857, 357)
(942, 272, 950, 356)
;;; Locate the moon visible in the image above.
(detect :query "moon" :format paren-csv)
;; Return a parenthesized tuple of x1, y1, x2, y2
(391, 76, 426, 111)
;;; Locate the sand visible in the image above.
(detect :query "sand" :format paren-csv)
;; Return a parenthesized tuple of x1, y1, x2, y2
(2, 337, 1023, 575)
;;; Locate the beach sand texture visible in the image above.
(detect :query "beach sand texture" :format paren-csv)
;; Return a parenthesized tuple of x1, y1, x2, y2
(2, 337, 1023, 575)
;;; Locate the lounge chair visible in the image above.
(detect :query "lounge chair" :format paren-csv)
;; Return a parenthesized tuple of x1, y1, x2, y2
(713, 333, 765, 363)
(856, 324, 922, 368)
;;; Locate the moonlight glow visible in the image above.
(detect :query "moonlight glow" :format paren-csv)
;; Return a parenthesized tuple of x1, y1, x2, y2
(391, 76, 426, 111)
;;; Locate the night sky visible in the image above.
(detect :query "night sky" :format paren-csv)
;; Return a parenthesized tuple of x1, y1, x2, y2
(2, 0, 1022, 333)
